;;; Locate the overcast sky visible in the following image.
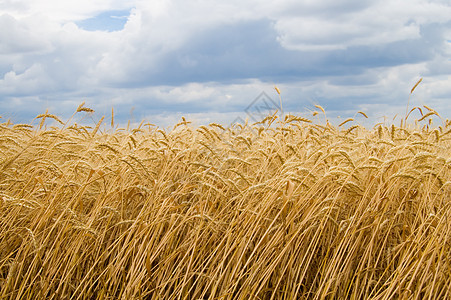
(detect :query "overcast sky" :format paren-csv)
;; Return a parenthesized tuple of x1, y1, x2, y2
(1, 0, 450, 128)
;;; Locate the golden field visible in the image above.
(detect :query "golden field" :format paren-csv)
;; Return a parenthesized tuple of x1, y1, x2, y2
(1, 105, 450, 299)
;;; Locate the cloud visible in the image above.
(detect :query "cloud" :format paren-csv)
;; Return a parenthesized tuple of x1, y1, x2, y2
(0, 14, 53, 55)
(273, 0, 451, 50)
(1, 0, 451, 127)
(0, 16, 114, 96)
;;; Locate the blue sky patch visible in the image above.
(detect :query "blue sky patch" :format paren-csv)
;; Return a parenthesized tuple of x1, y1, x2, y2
(77, 9, 130, 32)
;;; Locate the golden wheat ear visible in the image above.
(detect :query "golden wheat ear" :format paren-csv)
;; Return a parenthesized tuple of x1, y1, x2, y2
(357, 111, 368, 118)
(314, 104, 325, 115)
(275, 85, 283, 114)
(411, 78, 423, 94)
(111, 107, 114, 128)
(405, 77, 423, 125)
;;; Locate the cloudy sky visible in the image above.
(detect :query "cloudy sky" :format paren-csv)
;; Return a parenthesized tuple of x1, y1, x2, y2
(1, 0, 450, 128)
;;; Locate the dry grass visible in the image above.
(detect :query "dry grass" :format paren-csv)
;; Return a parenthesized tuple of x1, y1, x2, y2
(1, 106, 451, 299)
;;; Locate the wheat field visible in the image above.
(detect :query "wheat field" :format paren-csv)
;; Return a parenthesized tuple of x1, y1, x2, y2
(1, 105, 450, 299)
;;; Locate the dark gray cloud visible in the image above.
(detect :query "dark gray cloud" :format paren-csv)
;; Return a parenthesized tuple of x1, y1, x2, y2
(124, 18, 445, 86)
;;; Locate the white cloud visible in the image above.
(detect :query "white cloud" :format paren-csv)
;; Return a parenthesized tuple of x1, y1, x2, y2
(2, 64, 51, 94)
(274, 0, 451, 51)
(0, 14, 54, 55)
